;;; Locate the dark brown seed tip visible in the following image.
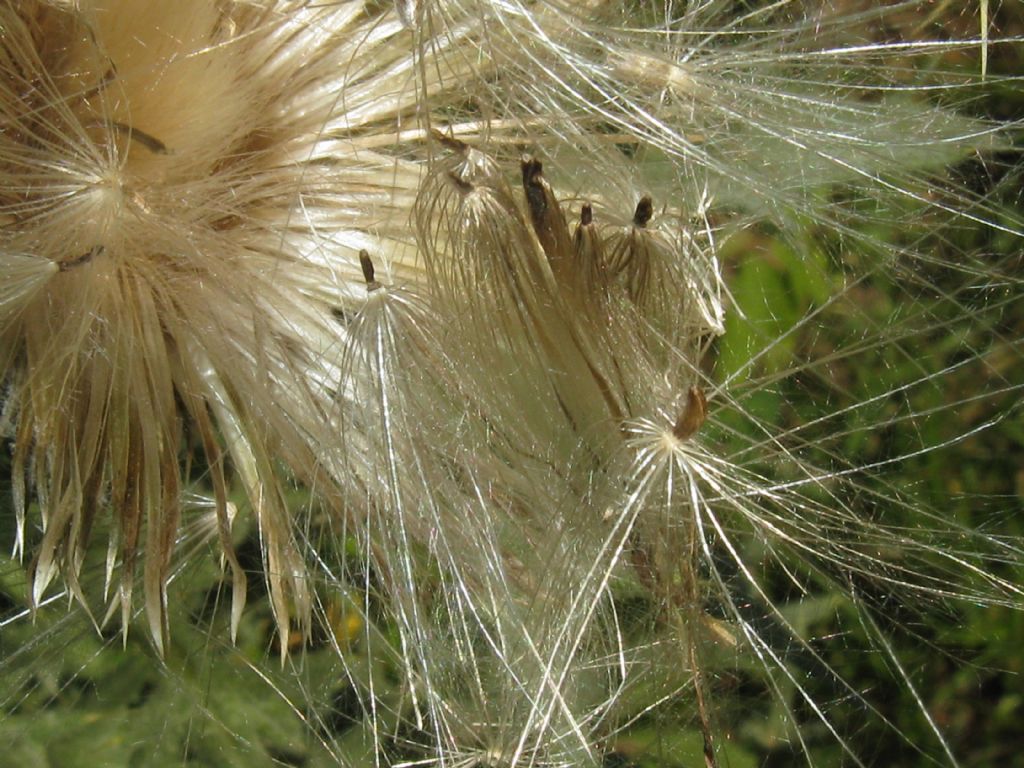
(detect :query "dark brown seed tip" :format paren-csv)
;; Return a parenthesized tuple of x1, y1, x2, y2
(359, 250, 375, 284)
(521, 157, 551, 222)
(446, 171, 474, 194)
(359, 249, 381, 291)
(110, 121, 168, 154)
(431, 129, 467, 152)
(580, 203, 593, 226)
(672, 385, 707, 441)
(633, 196, 653, 227)
(521, 156, 544, 187)
(59, 244, 104, 271)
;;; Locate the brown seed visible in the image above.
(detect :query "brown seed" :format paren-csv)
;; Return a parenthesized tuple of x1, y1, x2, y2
(672, 385, 707, 441)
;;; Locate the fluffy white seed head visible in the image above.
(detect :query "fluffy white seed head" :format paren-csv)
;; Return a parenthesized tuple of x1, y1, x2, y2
(1, 2, 1021, 767)
(0, 0, 442, 653)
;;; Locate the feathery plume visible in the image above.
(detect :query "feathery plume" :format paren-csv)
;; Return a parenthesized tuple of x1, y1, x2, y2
(0, 0, 440, 652)
(1, 1, 1022, 766)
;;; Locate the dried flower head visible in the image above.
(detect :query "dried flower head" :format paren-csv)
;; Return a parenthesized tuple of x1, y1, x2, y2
(0, 0, 445, 652)
(1, 1, 1022, 767)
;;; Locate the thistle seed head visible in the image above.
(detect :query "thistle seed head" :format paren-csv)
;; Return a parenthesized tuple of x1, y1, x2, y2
(0, 0, 431, 653)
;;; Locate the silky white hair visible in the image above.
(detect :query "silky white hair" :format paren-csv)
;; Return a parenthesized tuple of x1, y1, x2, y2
(1, 1, 1020, 766)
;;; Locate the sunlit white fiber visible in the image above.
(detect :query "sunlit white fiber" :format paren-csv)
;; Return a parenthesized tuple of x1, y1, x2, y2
(0, 0, 452, 652)
(1, 1, 1021, 767)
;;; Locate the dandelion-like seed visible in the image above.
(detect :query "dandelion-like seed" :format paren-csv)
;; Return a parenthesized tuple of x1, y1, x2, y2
(1, 1, 1022, 766)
